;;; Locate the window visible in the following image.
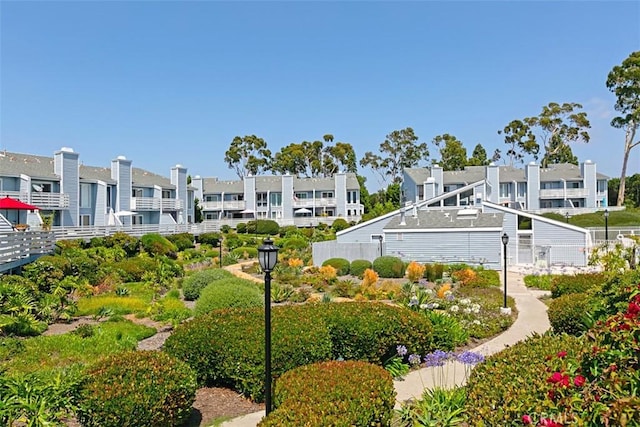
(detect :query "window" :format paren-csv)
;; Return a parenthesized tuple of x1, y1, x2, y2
(517, 215, 532, 230)
(517, 182, 526, 197)
(347, 190, 357, 203)
(568, 181, 582, 189)
(106, 187, 112, 208)
(133, 188, 143, 198)
(257, 192, 268, 208)
(204, 212, 216, 220)
(80, 214, 91, 226)
(499, 183, 510, 198)
(226, 194, 243, 201)
(204, 194, 220, 202)
(597, 180, 607, 192)
(132, 215, 143, 225)
(80, 183, 92, 208)
(162, 190, 171, 199)
(270, 192, 282, 206)
(32, 182, 52, 192)
(294, 192, 308, 200)
(320, 191, 333, 199)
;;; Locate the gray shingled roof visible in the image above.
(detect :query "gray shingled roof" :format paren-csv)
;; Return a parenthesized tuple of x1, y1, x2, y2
(499, 166, 526, 182)
(131, 168, 175, 189)
(0, 151, 58, 179)
(202, 172, 361, 195)
(294, 176, 335, 191)
(203, 179, 244, 193)
(404, 168, 431, 184)
(540, 163, 586, 181)
(443, 166, 485, 185)
(385, 209, 504, 230)
(79, 165, 116, 184)
(255, 176, 283, 192)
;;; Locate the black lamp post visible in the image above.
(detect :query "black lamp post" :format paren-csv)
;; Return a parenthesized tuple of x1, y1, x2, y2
(604, 209, 609, 241)
(258, 238, 279, 416)
(501, 233, 509, 309)
(218, 239, 223, 268)
(565, 212, 570, 223)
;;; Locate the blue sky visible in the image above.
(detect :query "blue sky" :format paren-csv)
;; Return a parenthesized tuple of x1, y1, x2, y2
(1, 1, 639, 191)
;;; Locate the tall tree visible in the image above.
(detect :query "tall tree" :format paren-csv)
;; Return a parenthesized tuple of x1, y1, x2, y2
(467, 143, 490, 166)
(323, 142, 358, 175)
(432, 134, 467, 171)
(224, 135, 272, 178)
(606, 51, 640, 206)
(359, 127, 428, 184)
(272, 137, 357, 177)
(530, 102, 590, 168)
(498, 120, 537, 166)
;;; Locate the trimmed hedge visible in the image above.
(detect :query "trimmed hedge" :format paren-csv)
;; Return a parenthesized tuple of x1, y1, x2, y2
(550, 273, 606, 298)
(197, 232, 221, 246)
(349, 259, 372, 278)
(166, 233, 195, 251)
(164, 303, 434, 400)
(193, 278, 263, 316)
(322, 258, 350, 276)
(164, 306, 333, 400)
(140, 233, 177, 257)
(77, 350, 197, 427)
(231, 247, 259, 259)
(465, 333, 584, 425)
(372, 256, 405, 278)
(259, 361, 395, 427)
(113, 257, 158, 282)
(331, 218, 349, 232)
(307, 302, 434, 364)
(548, 292, 592, 335)
(182, 269, 233, 301)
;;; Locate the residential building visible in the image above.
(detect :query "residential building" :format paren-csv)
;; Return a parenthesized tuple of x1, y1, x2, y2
(402, 161, 608, 213)
(191, 172, 364, 227)
(0, 148, 194, 228)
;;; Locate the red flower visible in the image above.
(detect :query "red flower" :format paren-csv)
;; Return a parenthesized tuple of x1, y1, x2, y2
(547, 372, 563, 384)
(626, 302, 640, 318)
(560, 374, 571, 388)
(547, 389, 555, 401)
(573, 375, 586, 387)
(556, 351, 567, 358)
(522, 414, 532, 425)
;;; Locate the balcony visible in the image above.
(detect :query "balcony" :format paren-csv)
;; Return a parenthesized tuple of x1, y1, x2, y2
(131, 197, 161, 211)
(293, 198, 336, 208)
(0, 191, 70, 209)
(539, 188, 589, 199)
(201, 200, 245, 211)
(161, 199, 183, 211)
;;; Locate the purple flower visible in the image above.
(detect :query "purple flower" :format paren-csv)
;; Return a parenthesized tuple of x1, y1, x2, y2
(409, 296, 419, 307)
(456, 351, 485, 366)
(396, 345, 408, 357)
(423, 350, 451, 367)
(408, 354, 421, 366)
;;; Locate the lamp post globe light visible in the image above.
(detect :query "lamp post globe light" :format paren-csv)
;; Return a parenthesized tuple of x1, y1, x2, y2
(501, 233, 511, 315)
(604, 209, 609, 241)
(258, 238, 279, 416)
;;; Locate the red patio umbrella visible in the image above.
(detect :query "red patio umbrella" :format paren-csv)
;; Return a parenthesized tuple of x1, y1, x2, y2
(0, 197, 38, 210)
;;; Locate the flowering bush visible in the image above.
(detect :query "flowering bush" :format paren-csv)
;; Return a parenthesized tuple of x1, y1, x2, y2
(321, 258, 350, 276)
(406, 261, 426, 283)
(452, 268, 477, 286)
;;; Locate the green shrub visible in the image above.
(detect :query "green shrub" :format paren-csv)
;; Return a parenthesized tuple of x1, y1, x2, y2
(259, 361, 395, 427)
(464, 333, 583, 425)
(140, 233, 177, 257)
(548, 293, 592, 336)
(166, 233, 195, 251)
(466, 269, 500, 287)
(77, 351, 197, 427)
(164, 306, 333, 400)
(22, 257, 68, 292)
(322, 258, 350, 276)
(331, 218, 349, 232)
(372, 256, 405, 278)
(223, 232, 244, 250)
(550, 273, 606, 298)
(523, 274, 556, 290)
(308, 302, 433, 364)
(255, 219, 280, 235)
(197, 232, 222, 246)
(112, 257, 158, 282)
(423, 263, 433, 280)
(278, 225, 299, 237)
(350, 259, 372, 278)
(104, 232, 140, 257)
(422, 310, 468, 350)
(193, 278, 263, 316)
(231, 246, 259, 259)
(433, 263, 444, 281)
(182, 269, 233, 300)
(281, 236, 308, 250)
(236, 222, 247, 233)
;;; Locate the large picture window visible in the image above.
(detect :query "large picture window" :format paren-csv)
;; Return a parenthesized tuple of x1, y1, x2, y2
(80, 183, 92, 208)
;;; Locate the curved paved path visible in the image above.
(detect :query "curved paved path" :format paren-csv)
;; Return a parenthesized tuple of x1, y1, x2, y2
(221, 270, 551, 426)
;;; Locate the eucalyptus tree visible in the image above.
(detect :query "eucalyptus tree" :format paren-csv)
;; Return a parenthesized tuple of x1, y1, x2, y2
(432, 134, 467, 171)
(359, 127, 429, 184)
(606, 51, 640, 206)
(224, 135, 272, 178)
(271, 137, 357, 178)
(498, 120, 538, 166)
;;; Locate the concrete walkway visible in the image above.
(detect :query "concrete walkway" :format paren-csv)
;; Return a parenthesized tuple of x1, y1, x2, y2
(221, 270, 551, 426)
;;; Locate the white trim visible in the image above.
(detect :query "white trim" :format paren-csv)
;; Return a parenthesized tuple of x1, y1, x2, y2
(481, 201, 589, 234)
(384, 227, 502, 233)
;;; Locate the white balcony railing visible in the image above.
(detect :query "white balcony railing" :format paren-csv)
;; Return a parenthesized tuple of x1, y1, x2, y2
(0, 191, 70, 209)
(293, 198, 336, 208)
(161, 199, 183, 210)
(131, 197, 161, 211)
(539, 188, 589, 199)
(201, 200, 245, 210)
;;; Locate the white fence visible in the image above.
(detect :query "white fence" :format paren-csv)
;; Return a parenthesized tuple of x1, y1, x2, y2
(0, 231, 56, 271)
